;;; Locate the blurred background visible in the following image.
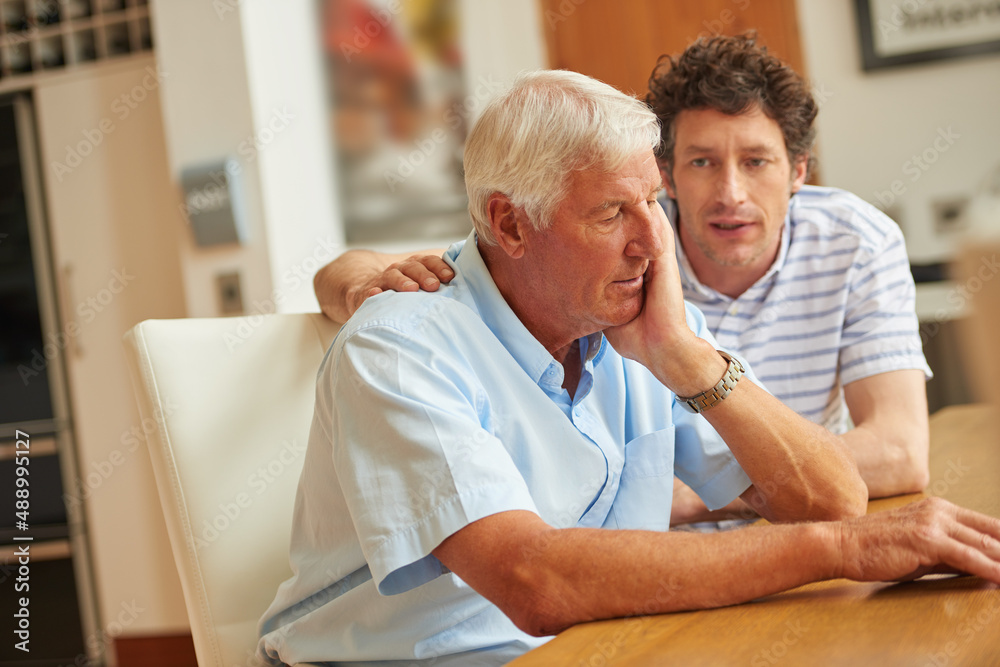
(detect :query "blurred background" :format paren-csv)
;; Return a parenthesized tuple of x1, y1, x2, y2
(324, 0, 471, 244)
(0, 1, 998, 665)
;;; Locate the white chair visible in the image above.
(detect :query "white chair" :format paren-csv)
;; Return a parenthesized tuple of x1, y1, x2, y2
(123, 314, 341, 667)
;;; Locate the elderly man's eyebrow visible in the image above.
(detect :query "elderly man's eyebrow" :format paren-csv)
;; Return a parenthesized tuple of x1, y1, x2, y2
(586, 181, 664, 216)
(588, 199, 628, 215)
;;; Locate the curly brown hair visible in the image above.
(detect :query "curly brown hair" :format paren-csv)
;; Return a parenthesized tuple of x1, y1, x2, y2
(646, 33, 817, 183)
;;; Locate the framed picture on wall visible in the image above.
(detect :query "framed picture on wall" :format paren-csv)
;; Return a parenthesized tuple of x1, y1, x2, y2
(856, 0, 1000, 70)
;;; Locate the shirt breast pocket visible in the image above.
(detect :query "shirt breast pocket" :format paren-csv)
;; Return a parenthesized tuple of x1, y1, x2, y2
(611, 427, 675, 531)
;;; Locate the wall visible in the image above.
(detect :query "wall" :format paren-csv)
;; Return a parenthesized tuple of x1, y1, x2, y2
(796, 1, 1000, 263)
(459, 0, 547, 100)
(239, 2, 343, 314)
(149, 2, 274, 318)
(151, 1, 341, 317)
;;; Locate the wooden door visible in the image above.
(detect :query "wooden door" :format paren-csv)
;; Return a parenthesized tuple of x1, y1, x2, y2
(539, 0, 806, 97)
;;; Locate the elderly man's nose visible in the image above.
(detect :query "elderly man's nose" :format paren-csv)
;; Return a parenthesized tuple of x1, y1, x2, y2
(628, 207, 665, 258)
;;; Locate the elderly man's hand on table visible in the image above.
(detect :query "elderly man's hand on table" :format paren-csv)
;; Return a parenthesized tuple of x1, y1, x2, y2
(838, 496, 1000, 583)
(434, 496, 1000, 638)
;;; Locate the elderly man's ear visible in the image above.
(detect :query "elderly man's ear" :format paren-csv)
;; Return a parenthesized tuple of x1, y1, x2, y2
(487, 193, 529, 259)
(658, 164, 676, 200)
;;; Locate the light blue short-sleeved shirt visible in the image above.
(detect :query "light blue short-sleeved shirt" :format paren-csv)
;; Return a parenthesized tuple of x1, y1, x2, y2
(257, 234, 753, 666)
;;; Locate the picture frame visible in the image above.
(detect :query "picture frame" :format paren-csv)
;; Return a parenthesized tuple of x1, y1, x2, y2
(855, 0, 1000, 70)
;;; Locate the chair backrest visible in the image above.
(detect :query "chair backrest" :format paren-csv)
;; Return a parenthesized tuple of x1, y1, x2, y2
(123, 313, 340, 667)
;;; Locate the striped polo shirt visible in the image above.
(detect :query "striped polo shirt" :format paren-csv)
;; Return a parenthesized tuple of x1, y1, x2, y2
(669, 185, 931, 434)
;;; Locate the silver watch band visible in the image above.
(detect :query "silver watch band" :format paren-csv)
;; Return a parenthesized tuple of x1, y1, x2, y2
(678, 350, 744, 413)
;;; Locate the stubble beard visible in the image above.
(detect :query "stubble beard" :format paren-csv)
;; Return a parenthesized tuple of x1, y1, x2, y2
(695, 233, 771, 268)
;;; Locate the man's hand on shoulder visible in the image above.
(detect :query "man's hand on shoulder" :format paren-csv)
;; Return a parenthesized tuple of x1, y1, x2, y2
(314, 248, 451, 322)
(345, 254, 454, 314)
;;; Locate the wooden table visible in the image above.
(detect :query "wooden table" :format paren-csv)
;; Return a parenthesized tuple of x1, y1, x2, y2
(511, 404, 1000, 666)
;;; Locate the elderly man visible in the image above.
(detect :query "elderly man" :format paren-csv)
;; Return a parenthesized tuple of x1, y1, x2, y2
(259, 70, 1000, 667)
(315, 36, 931, 524)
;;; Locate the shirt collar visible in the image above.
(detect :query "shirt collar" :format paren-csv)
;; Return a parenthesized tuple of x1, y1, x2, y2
(448, 232, 608, 384)
(662, 196, 791, 301)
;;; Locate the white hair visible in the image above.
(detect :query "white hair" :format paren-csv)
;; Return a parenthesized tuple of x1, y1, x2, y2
(464, 70, 661, 245)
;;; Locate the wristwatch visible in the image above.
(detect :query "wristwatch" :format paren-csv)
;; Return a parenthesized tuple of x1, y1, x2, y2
(678, 350, 744, 413)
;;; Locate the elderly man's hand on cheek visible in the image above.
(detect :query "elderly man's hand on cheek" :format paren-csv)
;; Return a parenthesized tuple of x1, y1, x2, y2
(605, 202, 726, 398)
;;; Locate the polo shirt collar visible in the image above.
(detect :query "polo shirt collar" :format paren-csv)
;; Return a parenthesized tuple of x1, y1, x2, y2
(449, 232, 607, 385)
(662, 197, 791, 301)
